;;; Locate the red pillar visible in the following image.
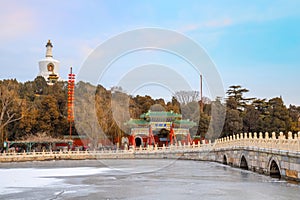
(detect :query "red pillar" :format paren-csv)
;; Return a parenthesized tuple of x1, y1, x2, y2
(148, 126, 155, 145)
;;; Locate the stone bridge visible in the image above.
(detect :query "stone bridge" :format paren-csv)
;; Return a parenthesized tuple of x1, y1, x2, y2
(211, 131, 300, 180)
(130, 131, 300, 181)
(1, 131, 300, 181)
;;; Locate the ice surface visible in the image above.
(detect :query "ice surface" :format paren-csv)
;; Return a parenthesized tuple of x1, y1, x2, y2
(0, 167, 111, 195)
(0, 160, 299, 200)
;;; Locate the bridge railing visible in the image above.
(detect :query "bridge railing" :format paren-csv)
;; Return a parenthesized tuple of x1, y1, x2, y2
(2, 132, 298, 159)
(132, 141, 214, 153)
(215, 131, 300, 152)
(0, 140, 216, 158)
(0, 149, 135, 158)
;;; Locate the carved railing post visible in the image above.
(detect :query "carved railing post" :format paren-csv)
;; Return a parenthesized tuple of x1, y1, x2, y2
(265, 132, 269, 139)
(254, 132, 257, 139)
(236, 134, 240, 146)
(249, 132, 252, 139)
(279, 132, 285, 150)
(287, 131, 293, 151)
(271, 132, 276, 150)
(259, 132, 263, 139)
(288, 131, 293, 139)
(243, 133, 248, 147)
(253, 132, 257, 148)
(265, 132, 269, 148)
(226, 136, 229, 148)
(258, 132, 263, 148)
(272, 132, 276, 139)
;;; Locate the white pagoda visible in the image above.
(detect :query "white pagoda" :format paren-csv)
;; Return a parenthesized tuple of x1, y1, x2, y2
(38, 40, 60, 85)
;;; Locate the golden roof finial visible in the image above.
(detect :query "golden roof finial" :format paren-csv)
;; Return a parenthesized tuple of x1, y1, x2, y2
(46, 39, 53, 48)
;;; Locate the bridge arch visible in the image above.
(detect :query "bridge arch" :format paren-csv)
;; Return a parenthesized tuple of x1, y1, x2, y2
(268, 156, 281, 179)
(240, 155, 249, 170)
(222, 154, 228, 165)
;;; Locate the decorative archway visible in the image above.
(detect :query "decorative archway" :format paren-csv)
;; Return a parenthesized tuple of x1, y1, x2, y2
(158, 128, 170, 138)
(157, 128, 170, 146)
(135, 136, 143, 147)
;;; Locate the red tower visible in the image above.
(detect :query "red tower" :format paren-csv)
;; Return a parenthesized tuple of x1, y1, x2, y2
(68, 67, 75, 138)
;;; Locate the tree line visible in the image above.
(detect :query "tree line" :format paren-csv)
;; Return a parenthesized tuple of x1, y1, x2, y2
(0, 78, 299, 147)
(222, 85, 300, 137)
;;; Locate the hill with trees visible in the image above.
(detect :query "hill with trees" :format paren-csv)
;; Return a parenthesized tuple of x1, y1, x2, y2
(0, 77, 299, 147)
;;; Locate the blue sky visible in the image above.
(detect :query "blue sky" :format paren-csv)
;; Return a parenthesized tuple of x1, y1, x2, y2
(0, 0, 299, 105)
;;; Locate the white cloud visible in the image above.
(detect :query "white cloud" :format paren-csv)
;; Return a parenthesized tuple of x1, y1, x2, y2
(204, 18, 233, 28)
(178, 24, 200, 33)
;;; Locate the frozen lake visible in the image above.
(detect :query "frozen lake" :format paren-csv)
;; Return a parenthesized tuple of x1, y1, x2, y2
(0, 159, 299, 200)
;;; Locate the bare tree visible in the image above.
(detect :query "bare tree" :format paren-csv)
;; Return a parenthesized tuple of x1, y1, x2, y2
(0, 80, 25, 145)
(174, 90, 200, 105)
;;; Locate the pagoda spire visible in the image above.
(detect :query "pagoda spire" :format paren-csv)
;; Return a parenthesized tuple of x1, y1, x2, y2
(45, 39, 53, 58)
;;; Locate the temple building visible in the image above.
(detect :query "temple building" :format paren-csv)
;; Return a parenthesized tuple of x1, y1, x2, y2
(38, 40, 61, 85)
(125, 110, 196, 147)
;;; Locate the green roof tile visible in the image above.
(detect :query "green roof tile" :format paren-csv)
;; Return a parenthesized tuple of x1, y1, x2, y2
(140, 111, 182, 119)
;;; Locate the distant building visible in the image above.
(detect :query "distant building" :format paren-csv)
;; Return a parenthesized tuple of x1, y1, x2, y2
(125, 110, 196, 147)
(38, 40, 61, 85)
